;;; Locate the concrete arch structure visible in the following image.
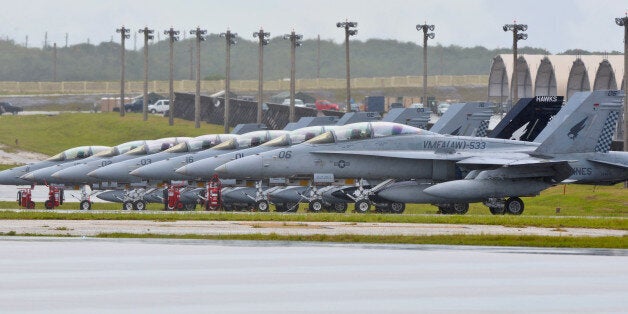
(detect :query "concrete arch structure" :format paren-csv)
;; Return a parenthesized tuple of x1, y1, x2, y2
(488, 54, 624, 102)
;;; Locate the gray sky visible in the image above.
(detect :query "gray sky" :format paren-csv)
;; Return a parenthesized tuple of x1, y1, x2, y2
(0, 0, 625, 53)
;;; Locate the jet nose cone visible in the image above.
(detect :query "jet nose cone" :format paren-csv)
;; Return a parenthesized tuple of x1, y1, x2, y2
(52, 164, 89, 181)
(215, 156, 263, 179)
(20, 172, 35, 181)
(129, 168, 142, 177)
(0, 168, 33, 185)
(179, 159, 215, 178)
(174, 166, 189, 176)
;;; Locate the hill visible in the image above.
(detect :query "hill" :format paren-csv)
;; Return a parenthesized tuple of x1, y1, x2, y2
(1, 37, 614, 82)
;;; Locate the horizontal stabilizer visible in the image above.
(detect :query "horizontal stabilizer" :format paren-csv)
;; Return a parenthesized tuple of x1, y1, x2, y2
(588, 158, 628, 169)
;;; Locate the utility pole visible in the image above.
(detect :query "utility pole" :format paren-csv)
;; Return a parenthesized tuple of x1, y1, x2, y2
(253, 28, 270, 124)
(116, 26, 130, 117)
(337, 20, 358, 112)
(44, 32, 48, 48)
(190, 27, 207, 128)
(189, 39, 194, 80)
(317, 34, 321, 78)
(164, 27, 180, 126)
(25, 35, 28, 48)
(416, 23, 435, 113)
(220, 29, 238, 133)
(139, 27, 154, 121)
(52, 43, 57, 81)
(615, 14, 628, 187)
(503, 21, 528, 112)
(283, 30, 303, 123)
(65, 33, 68, 47)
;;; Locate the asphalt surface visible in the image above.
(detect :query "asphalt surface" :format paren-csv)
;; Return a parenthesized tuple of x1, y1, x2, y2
(0, 237, 625, 313)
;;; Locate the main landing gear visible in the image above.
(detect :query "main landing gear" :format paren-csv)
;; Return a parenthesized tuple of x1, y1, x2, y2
(484, 197, 524, 215)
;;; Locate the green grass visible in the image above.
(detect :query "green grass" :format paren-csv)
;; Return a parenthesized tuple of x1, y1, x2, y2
(0, 112, 224, 155)
(0, 209, 625, 230)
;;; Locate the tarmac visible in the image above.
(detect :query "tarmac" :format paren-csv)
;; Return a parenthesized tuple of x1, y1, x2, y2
(0, 237, 626, 313)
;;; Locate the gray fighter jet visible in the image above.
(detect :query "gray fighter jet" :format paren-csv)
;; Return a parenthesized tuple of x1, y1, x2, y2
(216, 90, 626, 215)
(0, 145, 109, 186)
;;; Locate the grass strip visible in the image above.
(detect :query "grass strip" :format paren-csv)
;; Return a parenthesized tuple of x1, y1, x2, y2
(0, 210, 626, 230)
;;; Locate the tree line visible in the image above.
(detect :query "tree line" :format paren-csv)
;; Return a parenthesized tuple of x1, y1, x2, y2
(0, 36, 620, 82)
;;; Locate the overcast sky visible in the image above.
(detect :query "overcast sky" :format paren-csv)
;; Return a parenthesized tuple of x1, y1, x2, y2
(0, 0, 625, 53)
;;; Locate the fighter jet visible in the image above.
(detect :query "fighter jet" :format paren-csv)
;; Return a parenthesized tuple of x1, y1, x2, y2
(0, 145, 109, 185)
(216, 90, 626, 215)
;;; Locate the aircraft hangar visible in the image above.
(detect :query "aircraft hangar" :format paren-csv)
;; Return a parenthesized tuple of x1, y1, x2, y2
(488, 54, 625, 102)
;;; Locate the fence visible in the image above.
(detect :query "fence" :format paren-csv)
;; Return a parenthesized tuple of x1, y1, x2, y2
(0, 75, 488, 95)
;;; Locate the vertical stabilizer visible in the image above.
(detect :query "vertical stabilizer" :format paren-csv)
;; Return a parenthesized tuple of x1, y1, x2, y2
(534, 90, 624, 155)
(430, 102, 494, 136)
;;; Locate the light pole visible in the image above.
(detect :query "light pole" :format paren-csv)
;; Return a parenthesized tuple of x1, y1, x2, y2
(164, 27, 179, 126)
(503, 22, 527, 112)
(189, 27, 207, 128)
(283, 30, 302, 123)
(253, 28, 270, 124)
(139, 27, 154, 121)
(616, 14, 627, 187)
(337, 20, 357, 112)
(116, 26, 130, 117)
(220, 30, 237, 133)
(416, 23, 435, 113)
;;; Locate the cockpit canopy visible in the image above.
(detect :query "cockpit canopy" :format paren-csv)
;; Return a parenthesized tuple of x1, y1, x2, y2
(262, 125, 337, 147)
(165, 134, 238, 153)
(307, 122, 427, 144)
(46, 146, 110, 162)
(125, 137, 190, 155)
(213, 130, 287, 150)
(93, 140, 146, 158)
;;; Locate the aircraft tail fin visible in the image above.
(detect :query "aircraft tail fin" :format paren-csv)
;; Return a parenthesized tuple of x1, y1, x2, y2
(534, 90, 624, 155)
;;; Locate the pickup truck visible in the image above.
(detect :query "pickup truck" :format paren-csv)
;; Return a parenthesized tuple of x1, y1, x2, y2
(148, 100, 170, 114)
(315, 100, 339, 111)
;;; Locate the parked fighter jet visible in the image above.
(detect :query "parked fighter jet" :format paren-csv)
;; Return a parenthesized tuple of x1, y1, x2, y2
(216, 90, 626, 215)
(0, 145, 109, 185)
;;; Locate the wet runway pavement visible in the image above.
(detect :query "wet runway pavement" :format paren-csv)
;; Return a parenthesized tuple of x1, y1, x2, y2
(0, 237, 626, 313)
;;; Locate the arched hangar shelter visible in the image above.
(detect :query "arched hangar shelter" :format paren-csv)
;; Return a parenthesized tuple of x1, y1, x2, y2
(488, 54, 624, 103)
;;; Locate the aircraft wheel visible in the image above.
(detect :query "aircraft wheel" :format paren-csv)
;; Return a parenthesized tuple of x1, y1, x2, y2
(505, 197, 524, 215)
(255, 200, 270, 212)
(27, 201, 36, 209)
(452, 203, 469, 215)
(390, 202, 405, 214)
(308, 200, 324, 213)
(354, 200, 371, 213)
(79, 200, 92, 211)
(44, 200, 54, 210)
(489, 207, 505, 215)
(133, 200, 146, 211)
(176, 202, 184, 211)
(332, 203, 348, 213)
(123, 201, 134, 211)
(185, 203, 196, 211)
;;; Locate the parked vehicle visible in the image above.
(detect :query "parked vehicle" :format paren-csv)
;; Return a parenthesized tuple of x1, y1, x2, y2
(148, 100, 170, 114)
(281, 98, 305, 107)
(124, 99, 144, 113)
(314, 99, 339, 111)
(0, 102, 23, 115)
